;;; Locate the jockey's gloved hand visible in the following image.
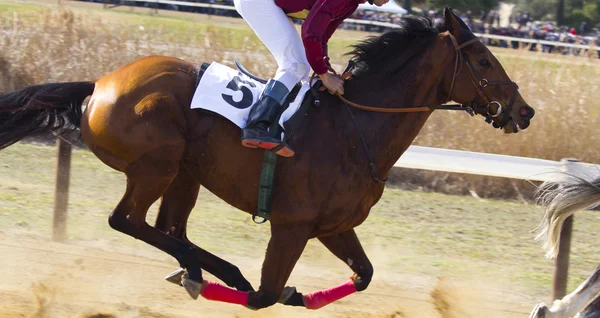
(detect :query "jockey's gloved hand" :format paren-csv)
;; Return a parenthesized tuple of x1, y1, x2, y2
(318, 72, 345, 95)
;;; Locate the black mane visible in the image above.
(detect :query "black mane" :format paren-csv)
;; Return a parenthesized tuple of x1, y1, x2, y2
(348, 16, 441, 75)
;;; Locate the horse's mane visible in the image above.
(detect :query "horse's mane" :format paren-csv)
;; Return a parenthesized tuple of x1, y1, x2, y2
(348, 16, 441, 76)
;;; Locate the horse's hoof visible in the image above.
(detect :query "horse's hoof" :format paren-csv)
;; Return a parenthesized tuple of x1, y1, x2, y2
(164, 268, 185, 286)
(529, 303, 549, 318)
(182, 277, 203, 300)
(278, 286, 297, 304)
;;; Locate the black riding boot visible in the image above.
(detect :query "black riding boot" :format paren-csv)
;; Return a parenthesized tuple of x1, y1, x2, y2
(241, 79, 294, 157)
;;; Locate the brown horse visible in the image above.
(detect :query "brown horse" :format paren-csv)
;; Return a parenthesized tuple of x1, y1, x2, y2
(0, 9, 534, 310)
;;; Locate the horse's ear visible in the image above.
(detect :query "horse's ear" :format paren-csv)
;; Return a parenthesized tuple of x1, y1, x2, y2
(443, 7, 468, 35)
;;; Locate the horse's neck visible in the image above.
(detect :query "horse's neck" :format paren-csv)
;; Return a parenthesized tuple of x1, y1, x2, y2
(343, 59, 445, 178)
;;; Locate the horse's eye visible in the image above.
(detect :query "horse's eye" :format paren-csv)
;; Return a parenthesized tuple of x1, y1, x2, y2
(479, 59, 491, 67)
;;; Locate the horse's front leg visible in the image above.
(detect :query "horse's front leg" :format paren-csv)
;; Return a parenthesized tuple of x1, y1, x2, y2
(530, 265, 600, 318)
(246, 223, 313, 309)
(189, 222, 312, 310)
(279, 228, 373, 309)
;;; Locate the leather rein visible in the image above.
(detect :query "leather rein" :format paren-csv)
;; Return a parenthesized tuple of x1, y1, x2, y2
(311, 32, 520, 184)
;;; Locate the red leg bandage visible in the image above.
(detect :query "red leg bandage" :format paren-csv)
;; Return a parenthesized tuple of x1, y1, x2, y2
(302, 280, 357, 310)
(200, 280, 249, 306)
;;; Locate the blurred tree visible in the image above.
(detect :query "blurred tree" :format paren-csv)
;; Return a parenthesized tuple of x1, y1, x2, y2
(403, 0, 412, 13)
(513, 0, 557, 21)
(511, 0, 600, 27)
(572, 0, 584, 9)
(558, 0, 565, 25)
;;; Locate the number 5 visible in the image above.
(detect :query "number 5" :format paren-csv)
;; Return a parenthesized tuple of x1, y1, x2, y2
(221, 74, 256, 109)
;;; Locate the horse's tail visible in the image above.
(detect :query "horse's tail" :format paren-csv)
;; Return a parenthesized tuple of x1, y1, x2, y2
(534, 173, 600, 259)
(0, 81, 95, 150)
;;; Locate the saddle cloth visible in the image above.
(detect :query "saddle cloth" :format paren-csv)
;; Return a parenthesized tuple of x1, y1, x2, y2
(190, 62, 310, 140)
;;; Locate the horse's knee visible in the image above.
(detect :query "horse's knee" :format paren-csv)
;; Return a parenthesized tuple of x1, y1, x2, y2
(353, 263, 374, 292)
(247, 290, 278, 309)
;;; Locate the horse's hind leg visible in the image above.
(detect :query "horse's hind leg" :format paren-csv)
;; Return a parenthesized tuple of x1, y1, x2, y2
(108, 146, 205, 299)
(530, 264, 600, 318)
(155, 168, 254, 292)
(279, 229, 373, 309)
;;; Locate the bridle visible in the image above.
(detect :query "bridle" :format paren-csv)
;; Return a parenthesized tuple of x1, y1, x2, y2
(314, 32, 520, 128)
(446, 33, 520, 129)
(311, 31, 521, 183)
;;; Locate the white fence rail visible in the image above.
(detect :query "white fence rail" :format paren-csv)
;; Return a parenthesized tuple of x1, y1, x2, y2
(119, 0, 600, 51)
(397, 146, 599, 182)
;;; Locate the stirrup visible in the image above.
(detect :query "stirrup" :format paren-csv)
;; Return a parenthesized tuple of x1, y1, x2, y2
(242, 138, 294, 157)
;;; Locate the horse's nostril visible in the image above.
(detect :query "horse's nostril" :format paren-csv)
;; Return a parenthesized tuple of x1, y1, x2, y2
(519, 106, 535, 119)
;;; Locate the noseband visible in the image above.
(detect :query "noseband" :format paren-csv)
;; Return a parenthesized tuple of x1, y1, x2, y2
(446, 33, 520, 129)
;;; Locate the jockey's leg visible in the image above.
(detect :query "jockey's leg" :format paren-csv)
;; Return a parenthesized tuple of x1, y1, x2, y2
(279, 229, 373, 309)
(233, 0, 310, 90)
(234, 0, 310, 157)
(156, 168, 254, 292)
(241, 79, 295, 157)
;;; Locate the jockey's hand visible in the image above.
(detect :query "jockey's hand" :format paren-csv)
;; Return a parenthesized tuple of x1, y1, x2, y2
(318, 72, 345, 95)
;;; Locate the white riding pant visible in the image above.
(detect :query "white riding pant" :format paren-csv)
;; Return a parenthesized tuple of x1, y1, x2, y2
(234, 0, 311, 91)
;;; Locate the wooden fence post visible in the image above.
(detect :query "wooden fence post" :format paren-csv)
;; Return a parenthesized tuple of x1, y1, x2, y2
(53, 137, 72, 242)
(552, 215, 573, 301)
(550, 158, 585, 301)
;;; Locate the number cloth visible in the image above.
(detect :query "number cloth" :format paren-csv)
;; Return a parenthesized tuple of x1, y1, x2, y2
(190, 62, 310, 129)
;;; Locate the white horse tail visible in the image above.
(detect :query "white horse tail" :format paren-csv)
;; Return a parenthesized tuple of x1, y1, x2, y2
(535, 173, 600, 259)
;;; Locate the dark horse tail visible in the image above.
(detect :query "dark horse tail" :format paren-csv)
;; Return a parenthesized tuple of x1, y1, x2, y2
(0, 81, 95, 150)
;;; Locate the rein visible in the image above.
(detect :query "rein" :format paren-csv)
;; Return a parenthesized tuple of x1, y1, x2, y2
(311, 32, 519, 184)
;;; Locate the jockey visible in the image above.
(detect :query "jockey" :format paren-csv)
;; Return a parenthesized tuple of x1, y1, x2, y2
(234, 0, 389, 157)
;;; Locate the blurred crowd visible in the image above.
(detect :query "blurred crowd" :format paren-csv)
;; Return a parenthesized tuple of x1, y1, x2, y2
(428, 9, 600, 58)
(87, 0, 600, 58)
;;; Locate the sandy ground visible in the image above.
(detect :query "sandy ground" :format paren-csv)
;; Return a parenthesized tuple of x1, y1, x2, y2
(0, 235, 537, 318)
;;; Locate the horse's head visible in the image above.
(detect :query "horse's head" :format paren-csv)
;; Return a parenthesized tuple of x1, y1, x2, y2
(439, 7, 534, 133)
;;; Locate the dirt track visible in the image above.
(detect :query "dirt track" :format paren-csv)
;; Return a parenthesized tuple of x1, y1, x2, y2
(0, 235, 536, 318)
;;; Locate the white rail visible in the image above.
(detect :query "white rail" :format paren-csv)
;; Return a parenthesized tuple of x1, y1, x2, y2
(397, 146, 599, 182)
